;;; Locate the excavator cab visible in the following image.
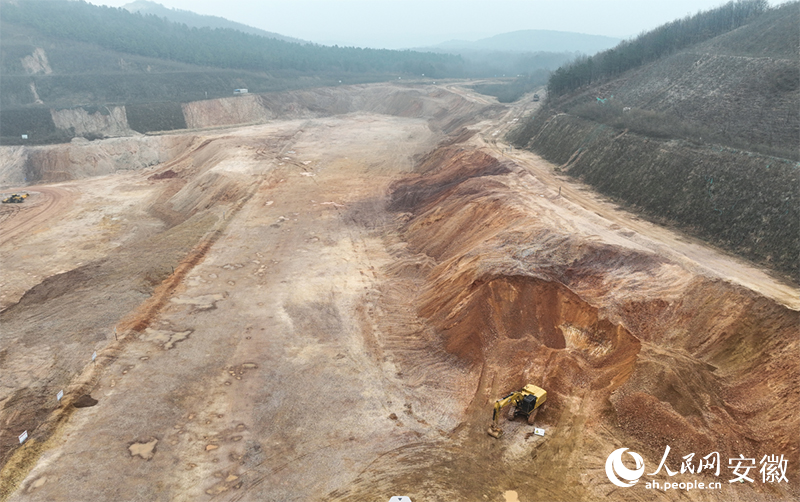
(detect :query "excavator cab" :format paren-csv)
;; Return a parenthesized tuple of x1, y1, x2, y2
(517, 393, 539, 416)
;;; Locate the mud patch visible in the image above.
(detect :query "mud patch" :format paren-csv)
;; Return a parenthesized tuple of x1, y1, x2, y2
(283, 302, 343, 342)
(128, 438, 158, 460)
(141, 328, 193, 350)
(226, 363, 259, 381)
(170, 293, 224, 311)
(72, 395, 98, 408)
(26, 476, 47, 492)
(205, 472, 243, 496)
(148, 169, 179, 180)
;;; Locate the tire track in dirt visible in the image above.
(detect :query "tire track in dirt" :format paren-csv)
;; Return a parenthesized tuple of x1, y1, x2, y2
(0, 187, 74, 247)
(444, 84, 492, 105)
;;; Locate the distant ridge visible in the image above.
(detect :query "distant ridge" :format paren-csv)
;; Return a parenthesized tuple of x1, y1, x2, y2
(0, 0, 462, 116)
(123, 0, 307, 44)
(427, 29, 621, 55)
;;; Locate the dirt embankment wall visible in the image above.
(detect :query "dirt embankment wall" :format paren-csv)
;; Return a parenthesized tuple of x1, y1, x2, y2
(520, 113, 799, 280)
(1, 85, 498, 186)
(182, 85, 497, 133)
(2, 85, 497, 147)
(0, 135, 194, 187)
(50, 105, 130, 138)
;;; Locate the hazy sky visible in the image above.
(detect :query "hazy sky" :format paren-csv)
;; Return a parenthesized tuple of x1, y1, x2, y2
(89, 0, 782, 48)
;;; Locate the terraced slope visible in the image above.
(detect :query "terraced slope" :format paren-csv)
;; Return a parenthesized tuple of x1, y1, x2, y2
(511, 2, 799, 280)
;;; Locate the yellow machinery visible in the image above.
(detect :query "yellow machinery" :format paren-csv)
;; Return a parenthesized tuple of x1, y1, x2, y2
(488, 384, 547, 438)
(2, 193, 28, 203)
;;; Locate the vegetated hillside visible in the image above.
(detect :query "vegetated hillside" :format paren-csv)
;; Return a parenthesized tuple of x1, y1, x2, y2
(692, 2, 800, 59)
(0, 0, 460, 76)
(510, 0, 799, 281)
(545, 0, 773, 97)
(0, 0, 467, 144)
(0, 21, 314, 110)
(122, 0, 306, 44)
(540, 1, 799, 159)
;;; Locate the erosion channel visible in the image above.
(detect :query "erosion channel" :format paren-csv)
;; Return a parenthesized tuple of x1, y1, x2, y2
(1, 83, 797, 502)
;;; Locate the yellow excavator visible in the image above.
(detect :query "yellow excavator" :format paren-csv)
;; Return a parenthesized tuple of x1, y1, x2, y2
(488, 384, 547, 438)
(2, 193, 28, 203)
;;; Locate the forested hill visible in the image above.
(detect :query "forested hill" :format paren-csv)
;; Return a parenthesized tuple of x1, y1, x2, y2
(509, 0, 799, 281)
(0, 0, 462, 76)
(547, 0, 771, 96)
(123, 0, 307, 45)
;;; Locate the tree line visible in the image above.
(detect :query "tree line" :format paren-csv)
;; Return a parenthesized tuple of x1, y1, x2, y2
(0, 0, 463, 77)
(547, 0, 769, 96)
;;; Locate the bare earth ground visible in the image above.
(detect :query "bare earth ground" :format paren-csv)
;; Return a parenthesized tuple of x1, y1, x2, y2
(0, 84, 797, 502)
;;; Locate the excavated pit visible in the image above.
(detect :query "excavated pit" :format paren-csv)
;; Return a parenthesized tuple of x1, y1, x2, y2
(348, 140, 799, 501)
(0, 84, 797, 502)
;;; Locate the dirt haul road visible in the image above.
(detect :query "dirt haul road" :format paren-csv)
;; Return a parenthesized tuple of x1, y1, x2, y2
(0, 83, 797, 502)
(0, 187, 75, 247)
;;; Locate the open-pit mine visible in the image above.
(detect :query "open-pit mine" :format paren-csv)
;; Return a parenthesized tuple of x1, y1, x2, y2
(1, 83, 797, 502)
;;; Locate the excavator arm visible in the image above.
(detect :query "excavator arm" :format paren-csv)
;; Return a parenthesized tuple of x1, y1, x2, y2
(488, 392, 523, 438)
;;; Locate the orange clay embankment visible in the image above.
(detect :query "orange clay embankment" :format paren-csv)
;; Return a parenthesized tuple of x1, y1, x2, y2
(337, 142, 799, 501)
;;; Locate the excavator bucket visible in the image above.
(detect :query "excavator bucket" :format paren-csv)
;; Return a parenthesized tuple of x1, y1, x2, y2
(488, 426, 503, 438)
